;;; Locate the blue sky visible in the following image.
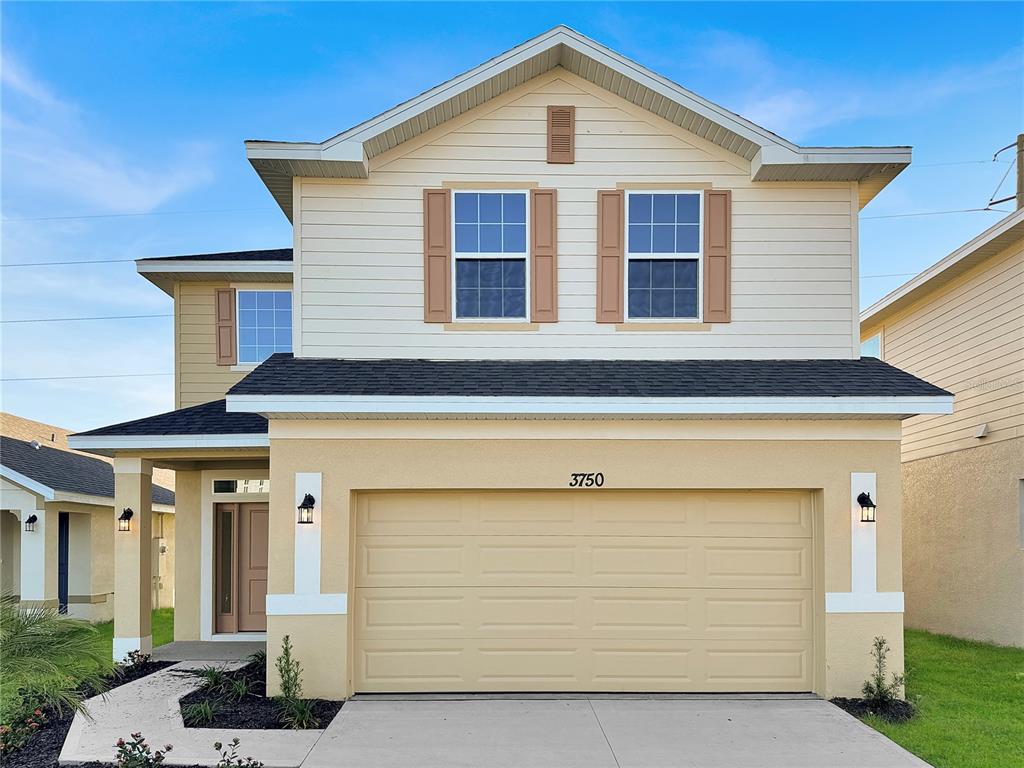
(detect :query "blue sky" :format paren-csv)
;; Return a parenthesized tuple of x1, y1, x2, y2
(2, 2, 1021, 430)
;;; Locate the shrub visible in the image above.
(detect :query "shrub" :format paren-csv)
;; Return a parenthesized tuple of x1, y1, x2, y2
(213, 737, 264, 768)
(247, 649, 267, 671)
(862, 635, 906, 708)
(279, 696, 318, 730)
(0, 592, 113, 728)
(182, 699, 218, 727)
(114, 732, 172, 767)
(274, 635, 303, 700)
(0, 707, 46, 753)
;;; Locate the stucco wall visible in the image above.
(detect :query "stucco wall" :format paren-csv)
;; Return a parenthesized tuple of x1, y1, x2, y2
(902, 437, 1024, 646)
(263, 419, 903, 699)
(0, 510, 20, 596)
(173, 471, 202, 641)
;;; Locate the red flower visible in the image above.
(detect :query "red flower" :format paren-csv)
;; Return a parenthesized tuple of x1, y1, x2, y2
(116, 738, 125, 747)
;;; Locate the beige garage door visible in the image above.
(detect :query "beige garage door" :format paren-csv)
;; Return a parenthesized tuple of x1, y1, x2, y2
(353, 490, 815, 693)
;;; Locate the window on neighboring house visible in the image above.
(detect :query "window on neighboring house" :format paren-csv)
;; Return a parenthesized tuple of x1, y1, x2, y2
(453, 191, 528, 319)
(861, 333, 882, 359)
(237, 290, 292, 363)
(626, 192, 702, 319)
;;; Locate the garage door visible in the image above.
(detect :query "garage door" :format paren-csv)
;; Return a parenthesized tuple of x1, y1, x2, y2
(353, 490, 815, 693)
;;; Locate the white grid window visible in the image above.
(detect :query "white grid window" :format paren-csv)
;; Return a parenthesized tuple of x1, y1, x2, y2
(237, 290, 292, 363)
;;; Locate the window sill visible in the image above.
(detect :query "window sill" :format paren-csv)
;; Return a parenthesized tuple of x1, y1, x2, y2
(231, 363, 260, 372)
(444, 322, 539, 332)
(615, 322, 712, 332)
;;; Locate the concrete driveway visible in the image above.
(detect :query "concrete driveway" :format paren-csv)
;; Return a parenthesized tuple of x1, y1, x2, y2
(303, 694, 929, 768)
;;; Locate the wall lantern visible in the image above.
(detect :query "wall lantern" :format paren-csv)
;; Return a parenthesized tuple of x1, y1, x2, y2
(857, 492, 877, 523)
(24, 514, 38, 533)
(118, 508, 134, 532)
(297, 494, 315, 525)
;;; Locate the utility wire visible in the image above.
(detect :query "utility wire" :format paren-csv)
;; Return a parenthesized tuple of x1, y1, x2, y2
(2, 207, 276, 223)
(1, 313, 172, 324)
(862, 207, 1009, 221)
(1, 372, 173, 382)
(1, 258, 141, 267)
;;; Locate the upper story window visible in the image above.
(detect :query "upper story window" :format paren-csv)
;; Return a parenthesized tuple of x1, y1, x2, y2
(453, 192, 527, 319)
(237, 290, 292, 364)
(626, 192, 702, 320)
(860, 333, 882, 359)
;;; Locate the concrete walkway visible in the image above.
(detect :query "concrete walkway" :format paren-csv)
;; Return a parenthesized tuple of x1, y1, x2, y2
(59, 661, 321, 767)
(151, 641, 265, 662)
(303, 696, 931, 768)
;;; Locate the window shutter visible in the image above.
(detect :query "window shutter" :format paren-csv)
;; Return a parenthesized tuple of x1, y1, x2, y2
(703, 189, 732, 323)
(547, 106, 575, 164)
(596, 190, 625, 323)
(530, 189, 558, 323)
(423, 188, 452, 323)
(215, 288, 237, 366)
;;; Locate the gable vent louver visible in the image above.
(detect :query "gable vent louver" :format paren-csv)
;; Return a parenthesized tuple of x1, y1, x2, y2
(547, 105, 575, 164)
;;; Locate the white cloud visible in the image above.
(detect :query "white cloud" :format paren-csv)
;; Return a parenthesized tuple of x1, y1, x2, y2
(0, 52, 68, 109)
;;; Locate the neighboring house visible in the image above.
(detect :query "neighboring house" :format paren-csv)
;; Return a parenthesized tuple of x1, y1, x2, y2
(69, 27, 951, 698)
(860, 209, 1024, 647)
(0, 413, 176, 620)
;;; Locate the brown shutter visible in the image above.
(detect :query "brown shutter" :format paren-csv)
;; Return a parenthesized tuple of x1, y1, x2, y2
(215, 288, 236, 366)
(547, 106, 575, 164)
(423, 188, 452, 323)
(703, 189, 732, 323)
(596, 190, 625, 323)
(530, 189, 558, 322)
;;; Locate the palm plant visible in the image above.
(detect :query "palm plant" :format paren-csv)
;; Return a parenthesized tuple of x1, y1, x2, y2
(0, 592, 113, 726)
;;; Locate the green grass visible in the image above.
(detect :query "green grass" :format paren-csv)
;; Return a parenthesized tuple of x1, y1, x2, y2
(861, 629, 1024, 768)
(93, 608, 174, 657)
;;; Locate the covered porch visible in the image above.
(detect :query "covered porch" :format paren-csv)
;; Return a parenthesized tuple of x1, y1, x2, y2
(69, 400, 270, 660)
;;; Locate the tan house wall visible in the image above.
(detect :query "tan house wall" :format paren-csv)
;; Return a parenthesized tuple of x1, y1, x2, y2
(173, 470, 202, 640)
(294, 68, 860, 361)
(862, 238, 1023, 463)
(0, 510, 20, 597)
(175, 282, 251, 409)
(264, 419, 904, 700)
(902, 438, 1024, 646)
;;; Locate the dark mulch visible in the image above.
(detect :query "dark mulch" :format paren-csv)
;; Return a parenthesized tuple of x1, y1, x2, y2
(179, 660, 343, 729)
(2, 661, 173, 768)
(831, 696, 917, 723)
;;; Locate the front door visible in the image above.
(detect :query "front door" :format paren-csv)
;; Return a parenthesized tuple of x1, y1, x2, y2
(214, 503, 268, 633)
(57, 512, 69, 614)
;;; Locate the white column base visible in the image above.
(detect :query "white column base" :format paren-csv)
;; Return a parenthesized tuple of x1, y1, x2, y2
(112, 635, 153, 662)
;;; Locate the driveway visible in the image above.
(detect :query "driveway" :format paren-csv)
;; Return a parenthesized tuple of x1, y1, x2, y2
(304, 695, 930, 768)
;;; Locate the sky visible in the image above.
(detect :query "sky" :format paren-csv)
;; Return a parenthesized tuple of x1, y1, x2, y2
(2, 1, 1021, 430)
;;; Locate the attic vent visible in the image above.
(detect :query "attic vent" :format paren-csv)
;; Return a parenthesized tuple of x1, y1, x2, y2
(547, 105, 575, 164)
(29, 440, 40, 450)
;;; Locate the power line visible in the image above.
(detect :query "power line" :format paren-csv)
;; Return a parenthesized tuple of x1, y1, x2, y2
(1, 313, 172, 324)
(860, 272, 918, 279)
(1, 258, 139, 267)
(1, 372, 173, 383)
(911, 159, 1013, 168)
(2, 207, 276, 223)
(862, 207, 1009, 221)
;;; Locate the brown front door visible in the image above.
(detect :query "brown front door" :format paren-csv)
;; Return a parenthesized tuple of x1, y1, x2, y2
(214, 503, 268, 634)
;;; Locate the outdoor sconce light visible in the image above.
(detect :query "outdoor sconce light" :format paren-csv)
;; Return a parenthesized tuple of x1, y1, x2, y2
(118, 508, 134, 532)
(857, 492, 877, 523)
(24, 514, 37, 533)
(297, 493, 315, 525)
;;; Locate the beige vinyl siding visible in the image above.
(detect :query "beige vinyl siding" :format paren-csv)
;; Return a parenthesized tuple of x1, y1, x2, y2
(175, 282, 250, 408)
(863, 238, 1024, 462)
(295, 69, 857, 360)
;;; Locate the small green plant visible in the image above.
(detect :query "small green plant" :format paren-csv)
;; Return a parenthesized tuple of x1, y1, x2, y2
(182, 699, 218, 727)
(213, 737, 264, 768)
(279, 696, 318, 730)
(862, 635, 906, 709)
(228, 676, 252, 702)
(123, 650, 152, 668)
(196, 665, 229, 693)
(247, 649, 267, 670)
(114, 732, 173, 767)
(274, 635, 303, 700)
(0, 706, 46, 753)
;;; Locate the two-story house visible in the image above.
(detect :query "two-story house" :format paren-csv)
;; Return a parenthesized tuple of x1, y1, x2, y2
(70, 27, 951, 700)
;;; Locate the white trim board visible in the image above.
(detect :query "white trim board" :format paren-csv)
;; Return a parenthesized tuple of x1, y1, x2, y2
(228, 394, 953, 418)
(825, 592, 904, 613)
(266, 593, 348, 616)
(69, 434, 269, 455)
(136, 261, 293, 275)
(0, 465, 55, 500)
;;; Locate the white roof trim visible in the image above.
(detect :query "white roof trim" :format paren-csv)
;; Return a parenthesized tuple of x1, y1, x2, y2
(0, 465, 55, 500)
(861, 208, 1024, 327)
(68, 434, 270, 453)
(137, 261, 293, 274)
(226, 394, 953, 418)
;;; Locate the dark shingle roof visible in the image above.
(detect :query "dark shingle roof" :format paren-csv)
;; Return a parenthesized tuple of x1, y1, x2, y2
(0, 436, 175, 505)
(228, 354, 950, 399)
(138, 248, 292, 263)
(74, 400, 267, 438)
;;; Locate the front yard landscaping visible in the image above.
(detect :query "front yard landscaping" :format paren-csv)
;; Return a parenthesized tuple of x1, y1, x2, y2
(94, 607, 175, 657)
(857, 629, 1024, 768)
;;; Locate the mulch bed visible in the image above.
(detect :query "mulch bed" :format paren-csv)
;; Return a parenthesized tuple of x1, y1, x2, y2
(179, 660, 343, 729)
(2, 660, 173, 768)
(831, 696, 917, 723)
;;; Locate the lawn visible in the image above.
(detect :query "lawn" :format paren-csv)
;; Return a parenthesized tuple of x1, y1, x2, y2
(861, 629, 1024, 768)
(93, 608, 174, 657)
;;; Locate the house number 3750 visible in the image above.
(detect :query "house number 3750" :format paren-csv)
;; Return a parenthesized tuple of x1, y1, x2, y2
(568, 472, 605, 488)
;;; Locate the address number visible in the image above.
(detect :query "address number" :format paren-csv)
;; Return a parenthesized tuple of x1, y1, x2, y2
(569, 472, 605, 488)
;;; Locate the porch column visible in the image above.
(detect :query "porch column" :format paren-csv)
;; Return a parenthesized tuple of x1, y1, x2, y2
(19, 501, 57, 607)
(112, 458, 153, 661)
